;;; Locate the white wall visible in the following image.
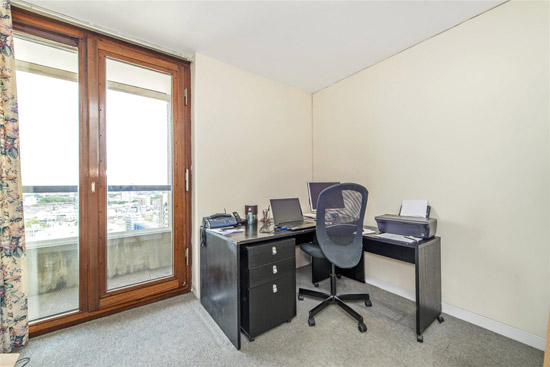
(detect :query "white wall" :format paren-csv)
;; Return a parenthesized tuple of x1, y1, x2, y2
(312, 0, 549, 340)
(192, 53, 312, 296)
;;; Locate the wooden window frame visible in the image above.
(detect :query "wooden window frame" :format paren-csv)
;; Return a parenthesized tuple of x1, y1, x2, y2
(12, 7, 192, 337)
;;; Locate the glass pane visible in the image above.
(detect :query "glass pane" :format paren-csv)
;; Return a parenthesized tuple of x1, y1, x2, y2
(105, 58, 173, 291)
(14, 35, 80, 321)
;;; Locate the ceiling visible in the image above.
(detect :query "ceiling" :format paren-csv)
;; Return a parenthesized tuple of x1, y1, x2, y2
(19, 1, 504, 92)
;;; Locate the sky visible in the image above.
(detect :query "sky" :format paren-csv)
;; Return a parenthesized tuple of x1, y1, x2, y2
(17, 73, 172, 187)
(15, 34, 173, 188)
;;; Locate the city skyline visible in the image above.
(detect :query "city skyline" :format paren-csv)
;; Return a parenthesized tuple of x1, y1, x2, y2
(24, 191, 172, 243)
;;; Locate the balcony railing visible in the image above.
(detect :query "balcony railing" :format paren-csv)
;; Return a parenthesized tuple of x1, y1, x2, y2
(27, 227, 173, 298)
(26, 227, 172, 250)
(23, 185, 171, 193)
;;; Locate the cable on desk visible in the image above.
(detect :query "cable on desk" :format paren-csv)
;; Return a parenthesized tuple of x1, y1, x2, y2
(15, 357, 30, 367)
(259, 221, 275, 234)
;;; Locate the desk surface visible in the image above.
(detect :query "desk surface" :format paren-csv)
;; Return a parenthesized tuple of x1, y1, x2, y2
(209, 222, 432, 249)
(209, 222, 314, 245)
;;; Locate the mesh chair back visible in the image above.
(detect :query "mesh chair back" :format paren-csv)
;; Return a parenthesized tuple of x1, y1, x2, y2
(315, 183, 368, 269)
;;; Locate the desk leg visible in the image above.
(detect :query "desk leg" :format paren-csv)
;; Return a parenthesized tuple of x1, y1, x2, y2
(311, 254, 365, 285)
(337, 253, 365, 283)
(415, 237, 442, 342)
(200, 233, 241, 350)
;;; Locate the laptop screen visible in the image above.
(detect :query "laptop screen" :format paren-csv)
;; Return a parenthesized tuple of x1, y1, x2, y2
(270, 198, 303, 225)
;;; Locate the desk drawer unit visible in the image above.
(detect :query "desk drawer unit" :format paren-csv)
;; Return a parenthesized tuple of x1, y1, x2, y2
(246, 239, 295, 267)
(241, 239, 296, 340)
(247, 257, 295, 288)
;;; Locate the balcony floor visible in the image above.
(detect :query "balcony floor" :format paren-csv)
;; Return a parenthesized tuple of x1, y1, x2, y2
(29, 267, 172, 321)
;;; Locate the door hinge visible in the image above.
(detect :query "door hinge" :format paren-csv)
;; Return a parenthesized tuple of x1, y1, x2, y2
(184, 88, 188, 106)
(185, 168, 190, 192)
(185, 247, 189, 266)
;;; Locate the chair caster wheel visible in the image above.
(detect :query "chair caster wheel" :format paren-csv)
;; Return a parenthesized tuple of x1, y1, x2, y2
(314, 283, 319, 288)
(365, 300, 372, 307)
(308, 317, 315, 327)
(437, 315, 444, 323)
(336, 274, 342, 279)
(249, 337, 255, 342)
(298, 295, 304, 301)
(417, 335, 423, 343)
(286, 319, 292, 323)
(358, 323, 367, 333)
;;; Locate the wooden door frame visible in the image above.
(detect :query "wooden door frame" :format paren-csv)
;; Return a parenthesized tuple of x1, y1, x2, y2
(12, 7, 193, 337)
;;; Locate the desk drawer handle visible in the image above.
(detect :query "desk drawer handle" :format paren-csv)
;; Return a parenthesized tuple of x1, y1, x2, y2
(272, 265, 278, 274)
(272, 246, 277, 255)
(273, 284, 278, 293)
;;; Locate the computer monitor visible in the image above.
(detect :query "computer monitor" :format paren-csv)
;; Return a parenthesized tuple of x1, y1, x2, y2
(307, 181, 340, 212)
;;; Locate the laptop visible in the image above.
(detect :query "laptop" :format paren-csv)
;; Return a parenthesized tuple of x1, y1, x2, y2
(270, 198, 316, 231)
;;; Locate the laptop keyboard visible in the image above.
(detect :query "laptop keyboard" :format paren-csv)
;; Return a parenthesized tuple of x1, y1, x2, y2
(279, 219, 316, 230)
(282, 221, 303, 228)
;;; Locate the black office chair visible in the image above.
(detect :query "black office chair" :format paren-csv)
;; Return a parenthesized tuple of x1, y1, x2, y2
(298, 183, 371, 332)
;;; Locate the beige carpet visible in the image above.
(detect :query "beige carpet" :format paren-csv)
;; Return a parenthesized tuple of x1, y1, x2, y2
(19, 266, 543, 367)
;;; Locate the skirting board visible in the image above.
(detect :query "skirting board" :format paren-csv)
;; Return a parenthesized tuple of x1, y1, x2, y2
(364, 275, 546, 351)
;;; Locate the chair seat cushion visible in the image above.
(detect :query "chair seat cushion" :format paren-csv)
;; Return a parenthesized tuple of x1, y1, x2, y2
(300, 242, 325, 259)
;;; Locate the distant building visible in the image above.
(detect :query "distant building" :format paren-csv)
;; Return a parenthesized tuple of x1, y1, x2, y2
(24, 195, 38, 206)
(137, 197, 149, 206)
(133, 222, 151, 230)
(124, 214, 141, 231)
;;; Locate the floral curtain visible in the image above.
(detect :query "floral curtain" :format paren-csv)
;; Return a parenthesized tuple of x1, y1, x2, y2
(0, 0, 28, 352)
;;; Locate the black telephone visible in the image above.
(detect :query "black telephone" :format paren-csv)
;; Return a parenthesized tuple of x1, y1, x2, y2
(201, 213, 239, 247)
(232, 211, 247, 225)
(202, 213, 238, 229)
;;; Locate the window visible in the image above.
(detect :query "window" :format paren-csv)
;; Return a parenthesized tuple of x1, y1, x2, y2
(16, 34, 80, 321)
(104, 57, 174, 290)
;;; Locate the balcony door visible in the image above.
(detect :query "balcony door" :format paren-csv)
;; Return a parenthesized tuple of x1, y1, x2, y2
(12, 9, 192, 335)
(95, 45, 187, 308)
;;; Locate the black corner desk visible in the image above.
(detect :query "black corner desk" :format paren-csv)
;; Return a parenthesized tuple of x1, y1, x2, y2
(200, 223, 443, 349)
